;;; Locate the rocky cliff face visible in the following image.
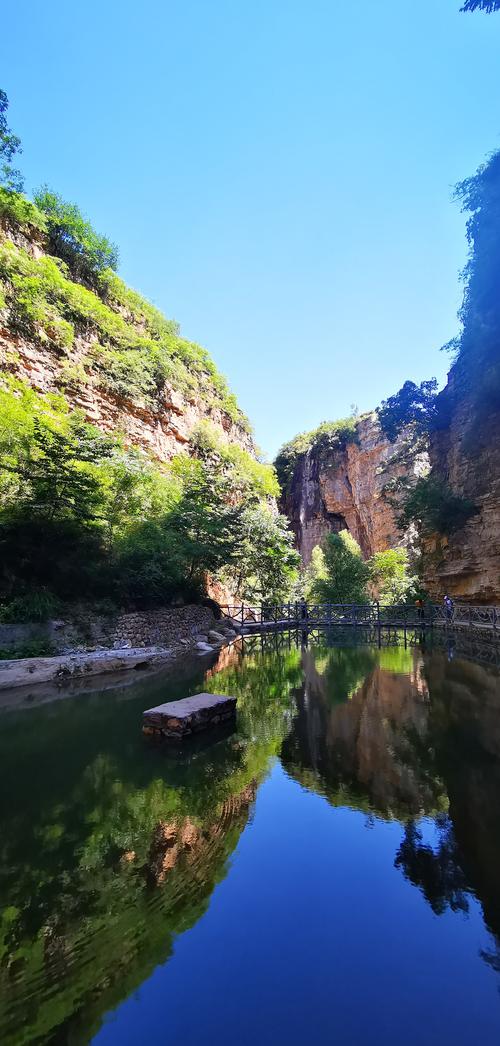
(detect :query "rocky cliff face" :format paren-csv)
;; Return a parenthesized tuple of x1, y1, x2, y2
(280, 414, 414, 564)
(424, 365, 500, 603)
(1, 327, 253, 464)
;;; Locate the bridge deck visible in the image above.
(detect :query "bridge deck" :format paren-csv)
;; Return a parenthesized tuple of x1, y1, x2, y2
(219, 603, 500, 635)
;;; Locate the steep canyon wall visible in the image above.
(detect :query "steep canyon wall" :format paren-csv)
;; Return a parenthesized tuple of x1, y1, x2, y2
(279, 414, 413, 564)
(424, 365, 500, 603)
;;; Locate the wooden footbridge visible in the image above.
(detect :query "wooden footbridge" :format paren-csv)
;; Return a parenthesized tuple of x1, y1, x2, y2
(219, 602, 500, 635)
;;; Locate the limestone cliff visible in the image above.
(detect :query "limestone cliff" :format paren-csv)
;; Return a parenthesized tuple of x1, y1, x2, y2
(279, 414, 415, 564)
(1, 328, 253, 464)
(423, 364, 500, 602)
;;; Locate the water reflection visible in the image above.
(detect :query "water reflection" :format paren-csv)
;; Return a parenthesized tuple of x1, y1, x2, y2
(0, 635, 500, 1042)
(281, 637, 500, 989)
(282, 641, 444, 817)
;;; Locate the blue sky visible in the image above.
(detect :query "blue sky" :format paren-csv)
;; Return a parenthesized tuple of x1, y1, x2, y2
(2, 0, 500, 458)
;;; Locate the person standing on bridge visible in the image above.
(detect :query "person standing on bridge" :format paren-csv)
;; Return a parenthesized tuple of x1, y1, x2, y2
(443, 594, 454, 622)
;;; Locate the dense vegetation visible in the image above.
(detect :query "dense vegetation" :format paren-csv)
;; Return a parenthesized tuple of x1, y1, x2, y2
(454, 150, 500, 416)
(0, 190, 248, 424)
(302, 531, 418, 605)
(0, 378, 298, 618)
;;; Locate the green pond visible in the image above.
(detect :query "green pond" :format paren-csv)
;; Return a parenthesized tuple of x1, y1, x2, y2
(1, 631, 500, 1044)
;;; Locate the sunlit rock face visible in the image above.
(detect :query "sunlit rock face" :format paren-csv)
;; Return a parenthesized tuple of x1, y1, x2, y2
(280, 414, 415, 564)
(0, 328, 254, 464)
(423, 365, 500, 603)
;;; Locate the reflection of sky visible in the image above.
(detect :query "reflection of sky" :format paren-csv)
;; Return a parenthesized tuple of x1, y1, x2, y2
(94, 763, 500, 1046)
(417, 815, 446, 850)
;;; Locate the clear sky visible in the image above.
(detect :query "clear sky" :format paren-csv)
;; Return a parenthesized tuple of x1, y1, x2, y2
(2, 0, 500, 458)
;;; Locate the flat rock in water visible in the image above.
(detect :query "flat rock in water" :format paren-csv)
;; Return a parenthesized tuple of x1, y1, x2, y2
(143, 692, 237, 739)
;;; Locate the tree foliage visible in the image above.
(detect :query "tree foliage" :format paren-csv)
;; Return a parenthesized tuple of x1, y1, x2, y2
(453, 150, 500, 413)
(33, 187, 119, 281)
(378, 379, 438, 444)
(0, 90, 23, 192)
(460, 1, 500, 11)
(368, 548, 418, 605)
(0, 380, 296, 615)
(232, 507, 300, 603)
(398, 475, 477, 536)
(305, 531, 371, 604)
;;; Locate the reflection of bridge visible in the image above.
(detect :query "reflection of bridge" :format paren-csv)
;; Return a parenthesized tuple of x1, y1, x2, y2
(236, 625, 500, 669)
(220, 602, 500, 635)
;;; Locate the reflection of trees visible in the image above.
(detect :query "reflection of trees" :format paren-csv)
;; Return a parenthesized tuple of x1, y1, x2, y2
(394, 817, 469, 915)
(0, 650, 297, 1045)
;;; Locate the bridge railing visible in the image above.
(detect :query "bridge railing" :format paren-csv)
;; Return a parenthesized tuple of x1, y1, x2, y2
(218, 602, 500, 631)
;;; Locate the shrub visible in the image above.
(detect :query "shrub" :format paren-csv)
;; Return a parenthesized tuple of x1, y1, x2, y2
(191, 420, 279, 499)
(0, 188, 47, 233)
(0, 639, 55, 660)
(0, 590, 60, 623)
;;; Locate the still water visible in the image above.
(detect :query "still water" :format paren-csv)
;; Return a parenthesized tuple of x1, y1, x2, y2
(1, 631, 500, 1044)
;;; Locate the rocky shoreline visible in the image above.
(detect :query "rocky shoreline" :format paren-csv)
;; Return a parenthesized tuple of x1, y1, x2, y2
(0, 614, 240, 692)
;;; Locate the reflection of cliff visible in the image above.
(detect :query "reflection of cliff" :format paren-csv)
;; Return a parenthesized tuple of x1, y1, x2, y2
(283, 643, 500, 977)
(281, 645, 441, 817)
(147, 781, 257, 886)
(405, 655, 500, 944)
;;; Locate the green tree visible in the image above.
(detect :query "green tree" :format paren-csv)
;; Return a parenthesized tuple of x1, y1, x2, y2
(378, 379, 438, 444)
(3, 417, 114, 523)
(232, 506, 300, 603)
(302, 544, 328, 601)
(33, 187, 118, 281)
(0, 90, 23, 192)
(369, 548, 418, 605)
(308, 531, 370, 604)
(169, 458, 244, 584)
(0, 412, 116, 605)
(453, 150, 500, 414)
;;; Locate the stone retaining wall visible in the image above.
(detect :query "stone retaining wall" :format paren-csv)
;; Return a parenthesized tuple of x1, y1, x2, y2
(0, 605, 216, 656)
